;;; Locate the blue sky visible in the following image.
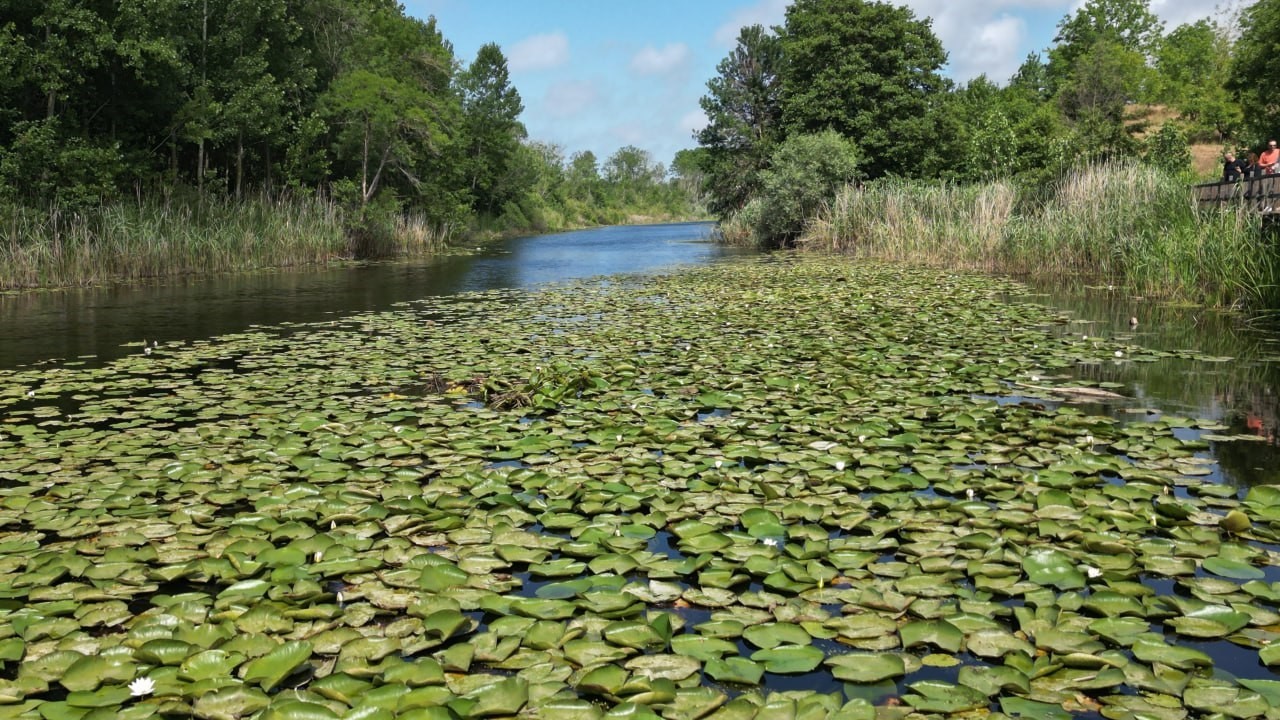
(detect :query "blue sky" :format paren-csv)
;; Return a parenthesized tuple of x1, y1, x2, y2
(405, 0, 1234, 170)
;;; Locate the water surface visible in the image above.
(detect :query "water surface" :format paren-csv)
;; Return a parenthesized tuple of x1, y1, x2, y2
(0, 222, 740, 368)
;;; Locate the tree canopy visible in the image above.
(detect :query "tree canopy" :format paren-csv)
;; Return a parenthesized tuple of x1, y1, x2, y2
(779, 0, 949, 180)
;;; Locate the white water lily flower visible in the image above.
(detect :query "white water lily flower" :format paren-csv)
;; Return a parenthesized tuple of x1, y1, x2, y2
(762, 538, 780, 548)
(857, 435, 867, 443)
(1030, 375, 1039, 382)
(966, 488, 975, 500)
(313, 551, 323, 563)
(1081, 565, 1103, 579)
(26, 390, 34, 397)
(129, 676, 155, 697)
(835, 461, 846, 471)
(714, 459, 723, 469)
(1114, 350, 1123, 358)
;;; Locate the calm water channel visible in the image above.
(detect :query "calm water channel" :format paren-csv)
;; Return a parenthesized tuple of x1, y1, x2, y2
(2, 220, 1279, 485)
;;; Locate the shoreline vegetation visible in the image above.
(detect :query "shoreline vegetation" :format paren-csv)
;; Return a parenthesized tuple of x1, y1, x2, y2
(691, 0, 1280, 312)
(0, 194, 706, 291)
(717, 162, 1274, 310)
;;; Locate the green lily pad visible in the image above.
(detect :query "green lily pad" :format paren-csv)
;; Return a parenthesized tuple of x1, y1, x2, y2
(749, 645, 824, 674)
(825, 654, 905, 683)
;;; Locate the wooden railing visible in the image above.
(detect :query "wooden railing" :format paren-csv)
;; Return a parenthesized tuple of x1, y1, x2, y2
(1193, 175, 1280, 215)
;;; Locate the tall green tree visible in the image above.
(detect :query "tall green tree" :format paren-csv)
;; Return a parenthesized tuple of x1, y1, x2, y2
(1230, 0, 1280, 139)
(1046, 0, 1163, 93)
(457, 43, 525, 215)
(695, 24, 784, 215)
(778, 0, 948, 179)
(565, 150, 601, 205)
(320, 7, 462, 222)
(1156, 19, 1239, 140)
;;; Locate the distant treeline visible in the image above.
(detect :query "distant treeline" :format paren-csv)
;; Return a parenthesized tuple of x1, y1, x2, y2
(694, 0, 1274, 248)
(0, 0, 699, 249)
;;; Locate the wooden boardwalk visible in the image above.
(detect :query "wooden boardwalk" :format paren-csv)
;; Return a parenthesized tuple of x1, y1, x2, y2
(1194, 175, 1280, 216)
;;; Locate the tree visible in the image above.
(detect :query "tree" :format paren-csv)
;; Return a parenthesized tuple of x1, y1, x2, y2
(320, 8, 462, 223)
(1008, 53, 1051, 101)
(1156, 20, 1239, 140)
(1058, 39, 1146, 161)
(564, 150, 600, 204)
(670, 148, 708, 210)
(695, 24, 784, 216)
(457, 42, 525, 215)
(779, 0, 948, 180)
(1229, 0, 1280, 139)
(927, 77, 1018, 182)
(753, 130, 860, 244)
(1046, 0, 1163, 94)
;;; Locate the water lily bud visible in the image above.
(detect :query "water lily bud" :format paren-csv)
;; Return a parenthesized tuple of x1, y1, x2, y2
(1221, 510, 1252, 534)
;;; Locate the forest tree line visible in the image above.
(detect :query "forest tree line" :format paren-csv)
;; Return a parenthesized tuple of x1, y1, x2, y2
(0, 0, 695, 243)
(694, 0, 1273, 245)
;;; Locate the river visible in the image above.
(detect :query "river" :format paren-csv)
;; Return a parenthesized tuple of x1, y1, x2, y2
(2, 220, 1278, 487)
(3, 220, 1280, 710)
(0, 221, 747, 370)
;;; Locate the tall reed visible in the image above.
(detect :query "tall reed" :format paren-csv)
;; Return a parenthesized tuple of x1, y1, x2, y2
(801, 162, 1277, 308)
(0, 193, 464, 290)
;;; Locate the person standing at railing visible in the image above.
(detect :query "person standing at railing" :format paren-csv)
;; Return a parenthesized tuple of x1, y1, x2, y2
(1224, 152, 1248, 182)
(1260, 140, 1280, 174)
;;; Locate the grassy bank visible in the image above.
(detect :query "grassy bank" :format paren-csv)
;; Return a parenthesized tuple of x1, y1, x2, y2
(0, 191, 707, 290)
(1, 194, 369, 290)
(726, 163, 1276, 309)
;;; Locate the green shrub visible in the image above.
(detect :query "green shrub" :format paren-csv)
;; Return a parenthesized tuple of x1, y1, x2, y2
(754, 130, 861, 245)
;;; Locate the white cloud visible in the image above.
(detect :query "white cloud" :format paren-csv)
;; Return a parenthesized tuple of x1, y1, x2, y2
(713, 0, 789, 47)
(507, 32, 570, 73)
(543, 81, 599, 118)
(610, 122, 649, 148)
(630, 43, 693, 76)
(680, 108, 708, 136)
(1150, 0, 1241, 28)
(953, 15, 1027, 83)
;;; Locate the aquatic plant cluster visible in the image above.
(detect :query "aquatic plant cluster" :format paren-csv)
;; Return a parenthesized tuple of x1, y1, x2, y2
(1, 256, 1278, 719)
(795, 164, 1275, 310)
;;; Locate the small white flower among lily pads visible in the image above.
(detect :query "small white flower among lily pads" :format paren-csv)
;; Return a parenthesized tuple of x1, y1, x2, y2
(128, 676, 155, 697)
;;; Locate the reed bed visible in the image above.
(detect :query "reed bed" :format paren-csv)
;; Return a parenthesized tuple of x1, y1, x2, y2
(801, 162, 1278, 308)
(0, 194, 462, 290)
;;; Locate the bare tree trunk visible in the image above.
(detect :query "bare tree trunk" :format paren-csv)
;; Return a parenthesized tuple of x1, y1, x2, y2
(235, 131, 244, 200)
(361, 118, 371, 211)
(45, 25, 55, 119)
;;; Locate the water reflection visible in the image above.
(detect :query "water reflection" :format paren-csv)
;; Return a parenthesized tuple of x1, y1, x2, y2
(0, 221, 735, 368)
(1013, 281, 1280, 486)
